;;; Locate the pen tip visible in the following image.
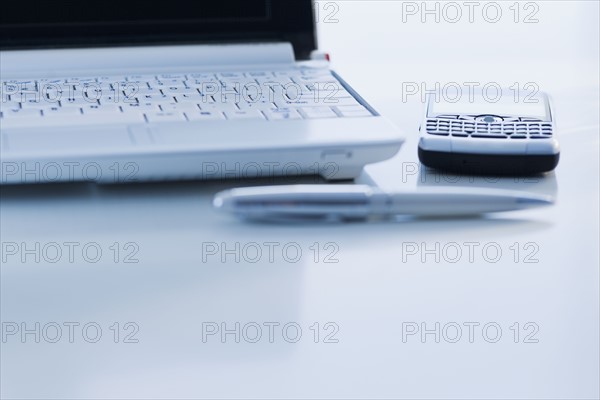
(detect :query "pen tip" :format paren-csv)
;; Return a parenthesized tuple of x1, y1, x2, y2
(213, 196, 224, 209)
(212, 192, 230, 211)
(517, 196, 554, 207)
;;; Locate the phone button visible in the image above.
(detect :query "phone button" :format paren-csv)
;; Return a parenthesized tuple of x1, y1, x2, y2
(475, 115, 504, 123)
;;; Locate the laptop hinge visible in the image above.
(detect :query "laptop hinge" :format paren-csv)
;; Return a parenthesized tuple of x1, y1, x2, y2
(0, 43, 296, 78)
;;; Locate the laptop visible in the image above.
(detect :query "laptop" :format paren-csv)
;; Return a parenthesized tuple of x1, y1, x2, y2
(0, 0, 404, 184)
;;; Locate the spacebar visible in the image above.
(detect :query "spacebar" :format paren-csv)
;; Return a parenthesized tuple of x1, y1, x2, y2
(1, 113, 146, 129)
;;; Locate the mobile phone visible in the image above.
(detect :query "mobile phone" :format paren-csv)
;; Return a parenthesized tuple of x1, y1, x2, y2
(418, 88, 559, 175)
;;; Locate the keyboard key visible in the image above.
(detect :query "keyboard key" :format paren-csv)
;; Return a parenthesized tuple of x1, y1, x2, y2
(158, 73, 185, 80)
(18, 98, 48, 108)
(136, 94, 172, 103)
(299, 106, 338, 119)
(335, 105, 373, 117)
(84, 112, 145, 125)
(173, 93, 203, 102)
(126, 74, 156, 82)
(246, 71, 271, 78)
(96, 75, 129, 82)
(255, 79, 293, 89)
(219, 93, 243, 103)
(14, 81, 37, 91)
(10, 91, 42, 103)
(217, 72, 244, 79)
(153, 79, 186, 88)
(160, 103, 201, 112)
(224, 110, 265, 120)
(160, 87, 199, 95)
(200, 102, 238, 112)
(281, 85, 312, 98)
(122, 83, 148, 97)
(184, 78, 221, 88)
(134, 87, 163, 96)
(293, 75, 337, 85)
(82, 104, 121, 113)
(272, 70, 298, 77)
(60, 97, 100, 107)
(82, 85, 111, 99)
(321, 96, 361, 106)
(41, 106, 83, 116)
(122, 102, 160, 112)
(264, 108, 302, 121)
(145, 111, 187, 123)
(188, 73, 217, 80)
(235, 100, 273, 110)
(185, 111, 226, 121)
(276, 99, 321, 108)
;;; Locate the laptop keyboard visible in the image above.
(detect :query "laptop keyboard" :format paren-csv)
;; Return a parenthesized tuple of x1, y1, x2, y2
(0, 69, 374, 129)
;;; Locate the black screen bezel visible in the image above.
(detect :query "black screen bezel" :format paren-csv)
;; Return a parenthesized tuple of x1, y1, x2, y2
(0, 0, 317, 60)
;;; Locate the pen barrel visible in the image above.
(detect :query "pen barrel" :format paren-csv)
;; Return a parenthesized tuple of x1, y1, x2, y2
(385, 191, 525, 216)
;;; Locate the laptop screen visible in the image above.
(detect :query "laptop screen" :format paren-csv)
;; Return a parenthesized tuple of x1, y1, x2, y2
(0, 0, 316, 59)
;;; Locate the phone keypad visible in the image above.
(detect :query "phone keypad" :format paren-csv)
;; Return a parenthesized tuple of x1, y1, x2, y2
(425, 118, 553, 139)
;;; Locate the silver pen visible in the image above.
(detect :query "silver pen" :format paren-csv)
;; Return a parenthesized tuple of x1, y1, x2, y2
(213, 185, 554, 222)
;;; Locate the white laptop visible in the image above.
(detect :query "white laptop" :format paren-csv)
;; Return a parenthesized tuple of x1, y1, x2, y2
(0, 0, 403, 184)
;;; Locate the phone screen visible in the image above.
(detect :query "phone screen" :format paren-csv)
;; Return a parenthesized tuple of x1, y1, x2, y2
(429, 89, 550, 120)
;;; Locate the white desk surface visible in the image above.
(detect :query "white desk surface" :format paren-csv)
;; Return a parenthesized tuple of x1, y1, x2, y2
(1, 2, 599, 399)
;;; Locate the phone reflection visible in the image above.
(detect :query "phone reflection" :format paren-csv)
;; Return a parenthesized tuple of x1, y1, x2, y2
(416, 166, 558, 198)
